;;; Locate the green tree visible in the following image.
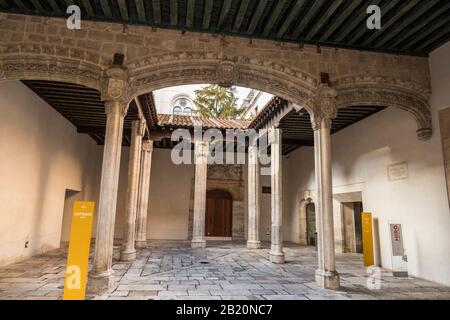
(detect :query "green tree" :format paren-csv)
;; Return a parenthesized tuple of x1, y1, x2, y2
(194, 85, 244, 119)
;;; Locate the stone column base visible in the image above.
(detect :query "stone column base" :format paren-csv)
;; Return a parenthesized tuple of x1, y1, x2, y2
(135, 240, 148, 249)
(87, 270, 116, 295)
(247, 241, 261, 249)
(120, 250, 137, 262)
(315, 269, 340, 290)
(269, 252, 285, 264)
(191, 239, 206, 248)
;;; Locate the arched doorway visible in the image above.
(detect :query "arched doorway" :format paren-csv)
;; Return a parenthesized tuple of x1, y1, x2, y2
(306, 203, 317, 246)
(205, 190, 233, 238)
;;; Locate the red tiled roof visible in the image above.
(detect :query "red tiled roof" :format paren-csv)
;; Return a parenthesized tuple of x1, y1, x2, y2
(157, 114, 251, 130)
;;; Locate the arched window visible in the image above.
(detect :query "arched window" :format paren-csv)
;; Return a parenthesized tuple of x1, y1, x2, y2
(173, 106, 182, 116)
(172, 96, 194, 116)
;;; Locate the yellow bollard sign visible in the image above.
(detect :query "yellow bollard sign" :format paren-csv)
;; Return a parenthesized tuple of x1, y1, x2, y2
(361, 212, 375, 267)
(63, 201, 95, 300)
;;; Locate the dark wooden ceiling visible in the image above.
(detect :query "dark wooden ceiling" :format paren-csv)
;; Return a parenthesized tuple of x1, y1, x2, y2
(22, 79, 385, 155)
(22, 80, 157, 146)
(278, 104, 385, 155)
(1, 0, 449, 56)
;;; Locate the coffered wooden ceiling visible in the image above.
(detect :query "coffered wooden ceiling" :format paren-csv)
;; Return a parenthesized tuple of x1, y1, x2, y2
(1, 0, 449, 56)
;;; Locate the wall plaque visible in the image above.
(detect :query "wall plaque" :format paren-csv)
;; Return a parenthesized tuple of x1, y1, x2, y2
(387, 162, 408, 181)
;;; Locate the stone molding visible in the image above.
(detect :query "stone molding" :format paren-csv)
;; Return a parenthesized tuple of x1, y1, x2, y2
(127, 52, 318, 112)
(311, 84, 338, 131)
(0, 13, 433, 140)
(334, 76, 432, 140)
(142, 140, 154, 153)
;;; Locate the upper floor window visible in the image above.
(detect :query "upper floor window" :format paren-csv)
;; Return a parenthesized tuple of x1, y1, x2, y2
(173, 96, 194, 116)
(173, 106, 182, 116)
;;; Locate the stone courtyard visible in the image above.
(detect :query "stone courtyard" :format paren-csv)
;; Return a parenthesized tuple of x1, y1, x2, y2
(0, 241, 449, 300)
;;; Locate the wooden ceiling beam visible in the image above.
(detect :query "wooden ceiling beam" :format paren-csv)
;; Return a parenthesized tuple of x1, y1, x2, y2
(152, 0, 161, 24)
(134, 0, 146, 22)
(291, 0, 325, 39)
(12, 0, 26, 11)
(362, 0, 421, 46)
(99, 0, 112, 18)
(375, 0, 439, 47)
(347, 0, 398, 44)
(319, 0, 362, 42)
(170, 0, 178, 25)
(30, 0, 45, 12)
(391, 4, 450, 49)
(415, 26, 450, 52)
(277, 0, 307, 38)
(117, 0, 129, 20)
(232, 0, 250, 33)
(404, 15, 450, 51)
(247, 0, 267, 34)
(334, 0, 382, 43)
(202, 0, 213, 30)
(262, 0, 288, 36)
(217, 0, 232, 31)
(81, 0, 95, 16)
(186, 0, 195, 28)
(305, 0, 344, 41)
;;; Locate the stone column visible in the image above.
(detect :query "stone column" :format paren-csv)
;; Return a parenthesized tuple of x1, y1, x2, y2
(191, 140, 209, 248)
(269, 127, 285, 263)
(135, 139, 154, 249)
(88, 67, 129, 294)
(120, 119, 146, 261)
(312, 83, 340, 290)
(247, 136, 261, 249)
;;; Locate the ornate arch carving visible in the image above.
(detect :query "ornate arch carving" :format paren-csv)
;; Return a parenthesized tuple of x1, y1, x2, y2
(126, 52, 318, 113)
(333, 76, 432, 140)
(0, 49, 104, 90)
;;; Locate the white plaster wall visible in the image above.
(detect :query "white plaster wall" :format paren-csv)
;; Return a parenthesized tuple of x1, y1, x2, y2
(0, 81, 102, 266)
(114, 148, 195, 240)
(284, 42, 450, 285)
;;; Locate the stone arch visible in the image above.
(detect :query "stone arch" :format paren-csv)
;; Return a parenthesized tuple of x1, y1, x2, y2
(126, 52, 319, 114)
(0, 50, 104, 91)
(298, 190, 315, 246)
(333, 76, 433, 140)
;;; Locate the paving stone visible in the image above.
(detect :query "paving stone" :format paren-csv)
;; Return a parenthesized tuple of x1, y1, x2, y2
(0, 240, 449, 300)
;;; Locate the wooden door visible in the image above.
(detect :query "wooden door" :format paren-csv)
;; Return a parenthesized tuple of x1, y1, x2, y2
(205, 190, 233, 237)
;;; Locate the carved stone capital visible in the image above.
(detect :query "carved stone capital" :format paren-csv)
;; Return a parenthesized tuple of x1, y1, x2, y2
(311, 84, 338, 131)
(132, 119, 146, 137)
(105, 100, 129, 117)
(268, 127, 281, 145)
(416, 128, 433, 141)
(142, 140, 154, 153)
(195, 140, 209, 159)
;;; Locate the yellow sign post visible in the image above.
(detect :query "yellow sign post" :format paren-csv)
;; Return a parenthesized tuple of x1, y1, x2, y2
(361, 212, 375, 267)
(63, 201, 95, 300)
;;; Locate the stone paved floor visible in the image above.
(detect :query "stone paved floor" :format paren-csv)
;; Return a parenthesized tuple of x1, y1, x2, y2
(0, 241, 449, 300)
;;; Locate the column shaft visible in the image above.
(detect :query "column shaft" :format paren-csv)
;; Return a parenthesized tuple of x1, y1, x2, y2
(269, 128, 285, 263)
(120, 120, 145, 261)
(313, 118, 340, 289)
(88, 100, 127, 293)
(191, 141, 208, 248)
(247, 138, 261, 249)
(135, 140, 153, 249)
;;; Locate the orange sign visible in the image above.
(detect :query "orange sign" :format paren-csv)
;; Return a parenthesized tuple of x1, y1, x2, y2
(63, 201, 95, 300)
(361, 212, 375, 267)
